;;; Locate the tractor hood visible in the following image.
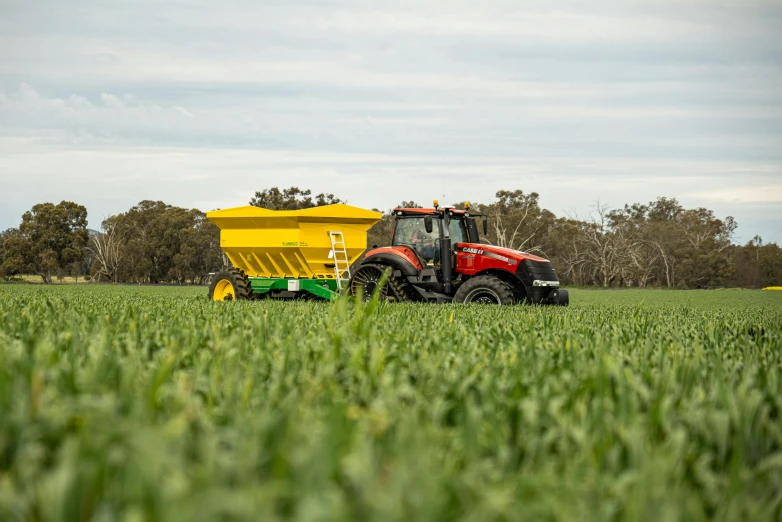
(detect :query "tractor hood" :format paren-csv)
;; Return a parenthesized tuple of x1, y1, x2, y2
(456, 243, 549, 264)
(454, 242, 560, 291)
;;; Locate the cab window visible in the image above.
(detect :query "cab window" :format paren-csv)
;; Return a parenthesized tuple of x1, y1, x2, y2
(449, 219, 467, 243)
(393, 217, 440, 263)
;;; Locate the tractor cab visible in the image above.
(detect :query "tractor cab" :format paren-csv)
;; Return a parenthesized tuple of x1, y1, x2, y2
(390, 202, 486, 267)
(391, 211, 468, 266)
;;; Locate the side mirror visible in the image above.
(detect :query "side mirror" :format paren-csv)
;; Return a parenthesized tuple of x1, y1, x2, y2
(424, 216, 433, 234)
(483, 218, 488, 236)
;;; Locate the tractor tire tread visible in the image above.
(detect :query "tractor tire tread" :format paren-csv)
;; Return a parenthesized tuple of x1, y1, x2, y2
(388, 271, 412, 303)
(208, 267, 253, 301)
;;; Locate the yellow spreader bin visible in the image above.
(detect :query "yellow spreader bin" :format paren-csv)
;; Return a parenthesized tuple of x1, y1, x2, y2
(206, 204, 381, 301)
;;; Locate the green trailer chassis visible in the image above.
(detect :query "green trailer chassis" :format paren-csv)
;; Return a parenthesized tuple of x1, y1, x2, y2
(249, 277, 345, 301)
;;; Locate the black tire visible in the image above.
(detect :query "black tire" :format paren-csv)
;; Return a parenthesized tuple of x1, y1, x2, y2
(453, 275, 515, 305)
(506, 280, 528, 304)
(350, 263, 410, 302)
(208, 268, 252, 301)
(350, 263, 394, 302)
(548, 288, 569, 306)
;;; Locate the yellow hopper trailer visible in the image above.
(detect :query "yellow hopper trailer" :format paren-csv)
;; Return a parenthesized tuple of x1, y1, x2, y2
(206, 204, 381, 301)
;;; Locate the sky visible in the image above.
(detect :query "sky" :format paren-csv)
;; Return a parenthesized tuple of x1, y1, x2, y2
(1, 0, 781, 244)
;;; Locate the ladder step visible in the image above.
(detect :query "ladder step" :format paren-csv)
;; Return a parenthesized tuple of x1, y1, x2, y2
(329, 231, 351, 287)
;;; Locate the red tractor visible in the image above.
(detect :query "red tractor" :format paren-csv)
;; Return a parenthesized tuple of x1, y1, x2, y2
(349, 201, 568, 305)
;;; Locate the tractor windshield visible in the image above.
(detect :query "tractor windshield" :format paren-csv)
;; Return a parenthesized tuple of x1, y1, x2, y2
(393, 217, 440, 264)
(449, 219, 467, 244)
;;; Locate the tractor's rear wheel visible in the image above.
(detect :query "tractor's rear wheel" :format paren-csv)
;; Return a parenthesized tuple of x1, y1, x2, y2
(453, 275, 515, 305)
(350, 264, 392, 302)
(208, 268, 252, 301)
(349, 263, 414, 302)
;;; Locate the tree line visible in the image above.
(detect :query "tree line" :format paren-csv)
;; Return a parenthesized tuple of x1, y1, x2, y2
(1, 186, 780, 287)
(1, 200, 222, 284)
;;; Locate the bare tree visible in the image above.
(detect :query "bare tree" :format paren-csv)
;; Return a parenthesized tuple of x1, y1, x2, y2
(562, 201, 643, 287)
(486, 190, 551, 254)
(491, 208, 546, 253)
(89, 218, 124, 283)
(627, 241, 662, 287)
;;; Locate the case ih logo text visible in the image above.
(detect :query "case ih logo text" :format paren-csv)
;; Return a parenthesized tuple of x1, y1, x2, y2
(462, 247, 484, 255)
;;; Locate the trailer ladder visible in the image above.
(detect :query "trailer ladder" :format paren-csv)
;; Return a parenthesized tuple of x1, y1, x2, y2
(328, 231, 351, 289)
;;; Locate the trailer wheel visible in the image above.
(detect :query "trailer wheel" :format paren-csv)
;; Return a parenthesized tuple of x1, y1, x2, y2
(209, 268, 252, 301)
(454, 275, 515, 305)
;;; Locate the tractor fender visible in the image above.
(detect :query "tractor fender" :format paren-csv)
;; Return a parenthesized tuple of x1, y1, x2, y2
(362, 250, 420, 276)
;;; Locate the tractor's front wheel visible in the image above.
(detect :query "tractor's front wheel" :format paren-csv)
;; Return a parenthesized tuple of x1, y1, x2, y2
(453, 275, 515, 305)
(208, 268, 252, 301)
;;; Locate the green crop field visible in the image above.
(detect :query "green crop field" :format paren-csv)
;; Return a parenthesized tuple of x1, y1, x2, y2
(0, 285, 781, 522)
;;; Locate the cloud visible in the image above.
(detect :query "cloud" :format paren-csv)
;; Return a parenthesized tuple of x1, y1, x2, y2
(693, 185, 782, 204)
(99, 93, 126, 109)
(0, 84, 206, 144)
